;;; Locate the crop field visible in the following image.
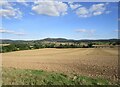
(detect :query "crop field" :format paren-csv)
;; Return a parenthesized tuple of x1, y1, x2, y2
(0, 44, 10, 46)
(2, 48, 119, 85)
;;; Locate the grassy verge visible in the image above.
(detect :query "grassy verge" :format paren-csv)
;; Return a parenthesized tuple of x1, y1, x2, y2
(2, 68, 112, 85)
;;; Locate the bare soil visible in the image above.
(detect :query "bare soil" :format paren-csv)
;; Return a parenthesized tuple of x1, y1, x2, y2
(2, 48, 118, 82)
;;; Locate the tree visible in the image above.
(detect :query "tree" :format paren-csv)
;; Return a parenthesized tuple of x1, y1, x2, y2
(88, 43, 93, 48)
(34, 44, 39, 49)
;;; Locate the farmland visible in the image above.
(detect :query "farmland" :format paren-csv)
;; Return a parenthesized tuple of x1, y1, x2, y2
(0, 44, 10, 46)
(2, 48, 118, 85)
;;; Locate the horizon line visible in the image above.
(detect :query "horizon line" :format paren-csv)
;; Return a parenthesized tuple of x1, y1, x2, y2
(0, 38, 119, 41)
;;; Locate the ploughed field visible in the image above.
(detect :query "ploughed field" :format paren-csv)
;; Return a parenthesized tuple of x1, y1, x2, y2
(2, 48, 118, 82)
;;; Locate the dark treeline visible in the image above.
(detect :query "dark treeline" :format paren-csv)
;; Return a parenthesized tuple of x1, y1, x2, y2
(0, 43, 94, 53)
(0, 38, 120, 53)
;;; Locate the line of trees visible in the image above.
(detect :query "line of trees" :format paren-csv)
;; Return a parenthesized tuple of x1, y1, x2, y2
(0, 44, 31, 53)
(1, 41, 119, 53)
(0, 43, 93, 53)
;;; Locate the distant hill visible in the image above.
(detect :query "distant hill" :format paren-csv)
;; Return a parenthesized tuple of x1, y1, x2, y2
(0, 39, 13, 44)
(0, 38, 119, 44)
(41, 38, 68, 42)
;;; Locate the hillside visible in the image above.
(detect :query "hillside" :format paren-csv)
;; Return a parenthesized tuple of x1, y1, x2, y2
(0, 38, 120, 44)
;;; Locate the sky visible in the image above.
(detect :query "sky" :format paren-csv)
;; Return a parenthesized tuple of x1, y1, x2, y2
(0, 0, 119, 40)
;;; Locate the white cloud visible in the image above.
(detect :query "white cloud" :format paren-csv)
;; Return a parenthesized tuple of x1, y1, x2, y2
(0, 0, 9, 6)
(76, 29, 96, 37)
(76, 7, 89, 17)
(105, 11, 111, 14)
(0, 0, 22, 19)
(0, 8, 22, 19)
(93, 11, 102, 16)
(76, 29, 95, 33)
(16, 0, 29, 6)
(68, 2, 73, 5)
(0, 28, 26, 35)
(90, 4, 105, 12)
(32, 0, 68, 16)
(69, 3, 82, 10)
(76, 3, 110, 18)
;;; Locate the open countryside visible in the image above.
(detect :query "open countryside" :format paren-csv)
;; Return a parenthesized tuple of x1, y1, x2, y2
(2, 47, 118, 85)
(1, 1, 119, 86)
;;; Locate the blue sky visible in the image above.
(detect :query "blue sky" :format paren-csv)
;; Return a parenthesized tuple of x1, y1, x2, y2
(0, 1, 119, 40)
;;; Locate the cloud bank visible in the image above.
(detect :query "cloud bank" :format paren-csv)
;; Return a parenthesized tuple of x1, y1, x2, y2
(0, 1, 111, 19)
(76, 3, 110, 17)
(0, 28, 26, 35)
(32, 0, 68, 16)
(0, 0, 22, 19)
(76, 29, 95, 33)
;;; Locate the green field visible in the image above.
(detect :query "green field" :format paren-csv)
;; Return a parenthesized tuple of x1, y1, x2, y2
(2, 68, 112, 85)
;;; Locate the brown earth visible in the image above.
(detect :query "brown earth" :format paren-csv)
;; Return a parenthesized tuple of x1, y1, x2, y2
(2, 48, 118, 82)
